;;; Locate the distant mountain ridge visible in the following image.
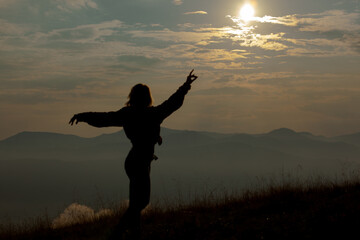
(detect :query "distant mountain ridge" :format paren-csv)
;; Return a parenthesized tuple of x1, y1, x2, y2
(1, 127, 360, 161)
(4, 126, 359, 142)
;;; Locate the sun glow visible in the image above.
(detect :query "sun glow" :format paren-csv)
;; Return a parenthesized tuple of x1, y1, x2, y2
(240, 4, 255, 21)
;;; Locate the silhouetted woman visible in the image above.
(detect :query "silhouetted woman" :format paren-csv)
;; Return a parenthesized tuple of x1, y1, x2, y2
(69, 70, 197, 237)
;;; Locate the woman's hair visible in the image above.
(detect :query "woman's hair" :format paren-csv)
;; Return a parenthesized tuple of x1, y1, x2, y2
(126, 83, 153, 107)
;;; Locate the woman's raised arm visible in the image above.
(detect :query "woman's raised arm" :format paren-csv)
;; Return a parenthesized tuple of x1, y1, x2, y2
(156, 70, 198, 121)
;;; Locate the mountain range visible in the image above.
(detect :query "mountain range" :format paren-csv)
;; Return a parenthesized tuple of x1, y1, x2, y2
(1, 128, 360, 223)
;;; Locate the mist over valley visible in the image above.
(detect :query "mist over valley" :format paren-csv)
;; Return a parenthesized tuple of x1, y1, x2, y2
(1, 128, 359, 223)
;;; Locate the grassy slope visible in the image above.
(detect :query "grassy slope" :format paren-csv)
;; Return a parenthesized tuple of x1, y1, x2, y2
(2, 180, 360, 240)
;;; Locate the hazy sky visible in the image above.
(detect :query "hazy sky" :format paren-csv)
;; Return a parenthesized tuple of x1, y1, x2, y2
(0, 0, 359, 140)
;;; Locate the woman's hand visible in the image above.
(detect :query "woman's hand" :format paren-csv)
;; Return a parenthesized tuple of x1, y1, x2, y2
(69, 114, 80, 125)
(186, 69, 198, 84)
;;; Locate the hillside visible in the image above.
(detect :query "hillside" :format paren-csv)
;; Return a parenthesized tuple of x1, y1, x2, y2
(2, 180, 359, 240)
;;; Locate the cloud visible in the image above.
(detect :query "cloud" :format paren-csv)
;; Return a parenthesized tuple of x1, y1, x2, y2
(241, 72, 296, 84)
(56, 0, 98, 11)
(116, 55, 162, 65)
(33, 20, 124, 43)
(0, 74, 102, 90)
(0, 0, 19, 8)
(239, 33, 289, 51)
(225, 9, 360, 56)
(344, 33, 360, 53)
(0, 90, 61, 105)
(297, 10, 360, 33)
(228, 14, 298, 27)
(184, 11, 208, 15)
(286, 37, 356, 57)
(230, 10, 359, 33)
(109, 55, 163, 72)
(0, 19, 30, 35)
(172, 0, 183, 5)
(127, 28, 217, 43)
(193, 86, 255, 96)
(0, 7, 356, 95)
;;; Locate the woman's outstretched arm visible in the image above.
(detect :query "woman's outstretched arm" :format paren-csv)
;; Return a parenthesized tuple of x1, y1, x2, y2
(69, 108, 125, 128)
(156, 70, 198, 121)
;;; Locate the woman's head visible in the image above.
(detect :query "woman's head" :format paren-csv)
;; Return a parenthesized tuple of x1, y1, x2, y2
(126, 83, 153, 108)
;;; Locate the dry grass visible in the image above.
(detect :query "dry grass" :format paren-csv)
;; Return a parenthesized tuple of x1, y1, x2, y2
(1, 176, 360, 240)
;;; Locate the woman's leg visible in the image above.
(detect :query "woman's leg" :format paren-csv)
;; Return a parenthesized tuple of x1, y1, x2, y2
(122, 150, 152, 229)
(128, 165, 151, 211)
(125, 164, 151, 229)
(110, 148, 152, 239)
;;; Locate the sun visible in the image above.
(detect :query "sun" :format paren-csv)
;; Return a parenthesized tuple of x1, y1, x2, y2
(240, 3, 255, 21)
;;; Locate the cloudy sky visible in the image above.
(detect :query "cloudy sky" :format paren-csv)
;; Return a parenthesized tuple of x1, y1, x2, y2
(0, 0, 359, 139)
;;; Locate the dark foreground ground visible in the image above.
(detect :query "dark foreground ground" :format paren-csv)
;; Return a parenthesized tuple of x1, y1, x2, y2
(1, 180, 360, 240)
